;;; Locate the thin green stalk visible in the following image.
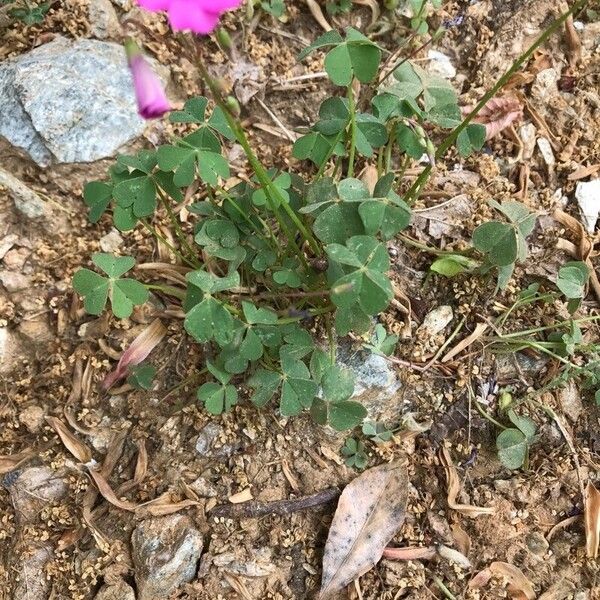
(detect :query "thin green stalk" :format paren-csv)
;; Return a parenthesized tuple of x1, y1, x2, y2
(316, 130, 345, 179)
(398, 233, 470, 256)
(404, 0, 588, 205)
(347, 81, 357, 178)
(156, 189, 201, 267)
(141, 220, 197, 268)
(193, 50, 320, 256)
(145, 284, 186, 300)
(432, 575, 458, 600)
(384, 122, 397, 174)
(495, 315, 600, 339)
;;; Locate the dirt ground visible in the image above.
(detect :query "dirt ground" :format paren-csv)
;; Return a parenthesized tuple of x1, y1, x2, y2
(2, 0, 600, 599)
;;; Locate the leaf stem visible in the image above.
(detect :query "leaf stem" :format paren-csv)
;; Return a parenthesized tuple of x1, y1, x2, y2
(145, 283, 186, 300)
(140, 220, 198, 268)
(193, 42, 320, 257)
(347, 81, 357, 178)
(404, 0, 588, 204)
(156, 189, 201, 267)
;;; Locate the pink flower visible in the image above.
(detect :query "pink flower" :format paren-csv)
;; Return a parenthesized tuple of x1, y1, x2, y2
(125, 41, 171, 120)
(137, 0, 242, 35)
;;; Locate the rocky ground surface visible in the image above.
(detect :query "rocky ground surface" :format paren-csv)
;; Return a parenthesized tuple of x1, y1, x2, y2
(1, 0, 600, 599)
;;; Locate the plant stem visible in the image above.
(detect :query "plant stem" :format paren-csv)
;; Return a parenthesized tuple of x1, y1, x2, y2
(157, 189, 201, 267)
(432, 575, 458, 600)
(347, 81, 357, 178)
(404, 0, 589, 205)
(145, 283, 186, 300)
(141, 220, 197, 268)
(193, 45, 320, 256)
(398, 233, 470, 256)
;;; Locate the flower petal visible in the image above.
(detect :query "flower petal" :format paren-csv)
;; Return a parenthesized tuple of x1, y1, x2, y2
(167, 0, 220, 33)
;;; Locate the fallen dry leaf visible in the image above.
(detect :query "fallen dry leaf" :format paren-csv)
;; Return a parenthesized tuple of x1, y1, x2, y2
(382, 546, 436, 560)
(88, 469, 138, 512)
(470, 96, 523, 140)
(440, 446, 495, 517)
(488, 562, 535, 600)
(138, 498, 199, 517)
(450, 522, 471, 556)
(319, 461, 408, 599)
(585, 481, 600, 558)
(0, 449, 36, 474)
(102, 319, 166, 389)
(46, 416, 93, 463)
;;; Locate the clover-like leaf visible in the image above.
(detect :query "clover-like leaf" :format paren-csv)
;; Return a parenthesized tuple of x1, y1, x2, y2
(496, 428, 528, 470)
(557, 261, 589, 299)
(472, 222, 518, 266)
(197, 381, 238, 414)
(321, 365, 355, 403)
(280, 357, 318, 416)
(127, 363, 156, 390)
(83, 181, 113, 223)
(73, 253, 148, 319)
(327, 236, 393, 315)
(248, 368, 282, 407)
(184, 296, 234, 347)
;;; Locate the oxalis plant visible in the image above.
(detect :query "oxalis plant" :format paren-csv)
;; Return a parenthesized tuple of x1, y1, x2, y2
(73, 0, 587, 435)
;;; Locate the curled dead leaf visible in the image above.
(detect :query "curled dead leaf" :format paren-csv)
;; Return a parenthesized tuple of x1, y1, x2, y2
(382, 546, 436, 561)
(469, 96, 523, 141)
(319, 462, 409, 599)
(488, 562, 535, 600)
(585, 481, 600, 559)
(0, 449, 35, 474)
(102, 319, 166, 389)
(440, 446, 495, 517)
(46, 416, 93, 463)
(88, 468, 138, 512)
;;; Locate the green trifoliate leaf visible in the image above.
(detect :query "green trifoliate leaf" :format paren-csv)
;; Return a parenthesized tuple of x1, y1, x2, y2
(456, 123, 486, 157)
(496, 428, 528, 470)
(472, 222, 518, 266)
(248, 369, 282, 407)
(321, 365, 355, 402)
(557, 261, 589, 299)
(184, 296, 234, 346)
(197, 381, 238, 414)
(83, 181, 113, 223)
(127, 363, 156, 390)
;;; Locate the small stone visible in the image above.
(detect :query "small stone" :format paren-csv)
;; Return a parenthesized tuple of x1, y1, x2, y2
(131, 515, 203, 600)
(0, 37, 149, 166)
(5, 466, 67, 524)
(89, 0, 121, 39)
(94, 581, 136, 600)
(336, 343, 403, 424)
(418, 305, 454, 337)
(427, 50, 456, 79)
(195, 422, 223, 456)
(13, 544, 53, 600)
(0, 327, 32, 375)
(526, 531, 549, 556)
(0, 271, 31, 292)
(559, 380, 583, 423)
(536, 137, 555, 167)
(188, 476, 218, 498)
(18, 405, 46, 433)
(100, 228, 124, 253)
(18, 316, 54, 343)
(575, 179, 600, 233)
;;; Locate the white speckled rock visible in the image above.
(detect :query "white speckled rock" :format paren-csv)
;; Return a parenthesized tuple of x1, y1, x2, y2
(0, 37, 146, 166)
(131, 515, 203, 600)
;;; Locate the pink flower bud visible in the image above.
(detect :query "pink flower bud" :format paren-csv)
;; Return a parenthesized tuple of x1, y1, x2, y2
(137, 0, 242, 35)
(125, 41, 171, 120)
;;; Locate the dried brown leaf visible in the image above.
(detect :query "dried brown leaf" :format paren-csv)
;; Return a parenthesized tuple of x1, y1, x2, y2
(442, 322, 489, 363)
(585, 481, 600, 558)
(440, 447, 495, 517)
(88, 469, 138, 512)
(382, 546, 436, 561)
(488, 562, 535, 600)
(319, 462, 409, 599)
(450, 522, 471, 556)
(471, 96, 523, 141)
(469, 568, 492, 589)
(102, 319, 166, 389)
(305, 0, 332, 31)
(138, 499, 200, 517)
(0, 450, 35, 474)
(46, 416, 93, 463)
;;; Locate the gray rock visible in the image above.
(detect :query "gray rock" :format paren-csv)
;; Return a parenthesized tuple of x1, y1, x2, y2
(13, 543, 53, 600)
(0, 37, 146, 166)
(89, 0, 121, 39)
(100, 228, 124, 253)
(131, 514, 203, 600)
(526, 531, 549, 556)
(94, 580, 136, 600)
(0, 271, 31, 292)
(337, 343, 403, 424)
(195, 422, 223, 456)
(5, 466, 67, 524)
(0, 167, 47, 219)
